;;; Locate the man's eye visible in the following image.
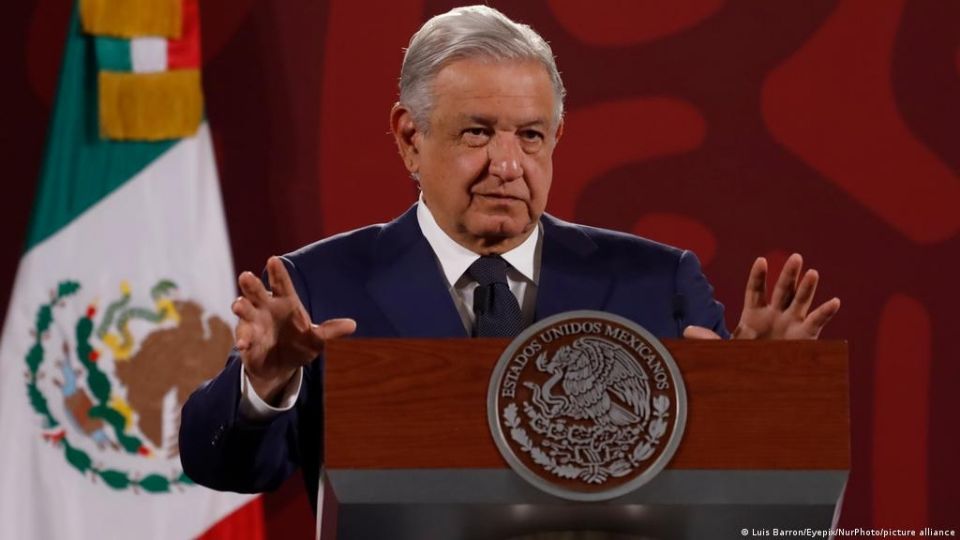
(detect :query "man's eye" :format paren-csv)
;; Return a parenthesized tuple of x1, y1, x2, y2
(463, 128, 489, 137)
(520, 130, 544, 141)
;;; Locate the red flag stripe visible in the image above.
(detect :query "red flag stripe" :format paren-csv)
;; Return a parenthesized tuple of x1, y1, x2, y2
(196, 497, 265, 540)
(168, 0, 200, 70)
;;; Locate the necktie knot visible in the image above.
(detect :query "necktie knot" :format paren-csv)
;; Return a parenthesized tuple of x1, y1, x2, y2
(467, 255, 523, 337)
(467, 256, 510, 287)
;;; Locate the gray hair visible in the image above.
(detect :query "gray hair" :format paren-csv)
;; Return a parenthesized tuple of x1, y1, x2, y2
(399, 5, 566, 131)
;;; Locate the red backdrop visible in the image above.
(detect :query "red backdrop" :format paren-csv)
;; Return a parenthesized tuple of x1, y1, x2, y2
(3, 1, 958, 537)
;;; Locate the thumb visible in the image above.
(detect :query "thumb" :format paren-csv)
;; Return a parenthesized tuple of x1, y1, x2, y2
(306, 317, 357, 348)
(683, 325, 722, 340)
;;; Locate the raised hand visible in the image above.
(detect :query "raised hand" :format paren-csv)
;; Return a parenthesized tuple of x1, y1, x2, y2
(683, 253, 840, 340)
(231, 256, 356, 402)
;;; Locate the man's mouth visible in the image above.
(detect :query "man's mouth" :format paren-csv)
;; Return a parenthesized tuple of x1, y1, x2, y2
(474, 193, 521, 201)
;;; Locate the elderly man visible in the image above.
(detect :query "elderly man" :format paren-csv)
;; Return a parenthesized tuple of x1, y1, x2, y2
(179, 5, 839, 512)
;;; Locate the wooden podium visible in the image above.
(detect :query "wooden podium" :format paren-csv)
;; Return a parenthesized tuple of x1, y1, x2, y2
(320, 339, 849, 540)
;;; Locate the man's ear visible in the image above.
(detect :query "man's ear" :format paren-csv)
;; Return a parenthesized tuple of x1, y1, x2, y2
(390, 103, 422, 174)
(554, 118, 564, 145)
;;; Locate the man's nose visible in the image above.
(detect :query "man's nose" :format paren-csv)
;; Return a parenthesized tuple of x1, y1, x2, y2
(487, 135, 523, 181)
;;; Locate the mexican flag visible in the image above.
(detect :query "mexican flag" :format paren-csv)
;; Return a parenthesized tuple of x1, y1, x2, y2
(0, 1, 262, 538)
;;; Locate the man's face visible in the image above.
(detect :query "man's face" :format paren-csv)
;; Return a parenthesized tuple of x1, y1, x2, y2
(393, 58, 562, 253)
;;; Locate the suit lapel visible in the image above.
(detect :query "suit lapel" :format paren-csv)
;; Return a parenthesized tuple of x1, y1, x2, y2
(535, 214, 614, 320)
(366, 206, 467, 338)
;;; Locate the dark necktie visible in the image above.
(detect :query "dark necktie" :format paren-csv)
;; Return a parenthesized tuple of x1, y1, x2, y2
(467, 256, 524, 337)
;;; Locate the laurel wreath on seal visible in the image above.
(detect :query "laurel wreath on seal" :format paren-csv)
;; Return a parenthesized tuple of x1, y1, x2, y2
(24, 280, 194, 493)
(503, 394, 671, 484)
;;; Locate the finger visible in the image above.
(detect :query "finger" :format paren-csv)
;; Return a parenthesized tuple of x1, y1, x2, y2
(732, 324, 758, 340)
(770, 253, 803, 310)
(790, 269, 819, 318)
(682, 325, 722, 340)
(803, 297, 841, 338)
(743, 257, 768, 309)
(235, 320, 255, 351)
(306, 318, 358, 348)
(238, 271, 271, 307)
(266, 256, 297, 299)
(231, 296, 257, 322)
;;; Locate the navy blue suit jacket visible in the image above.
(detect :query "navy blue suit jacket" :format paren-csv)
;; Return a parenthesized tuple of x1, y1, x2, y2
(179, 205, 728, 511)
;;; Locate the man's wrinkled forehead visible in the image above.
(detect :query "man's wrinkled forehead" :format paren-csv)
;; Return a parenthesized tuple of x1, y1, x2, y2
(427, 59, 560, 127)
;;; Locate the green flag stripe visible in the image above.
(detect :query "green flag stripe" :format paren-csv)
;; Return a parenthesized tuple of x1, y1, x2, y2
(94, 37, 132, 72)
(26, 3, 173, 252)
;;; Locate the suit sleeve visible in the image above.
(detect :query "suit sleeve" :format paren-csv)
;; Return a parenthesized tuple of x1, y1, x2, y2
(178, 353, 300, 492)
(674, 250, 731, 339)
(178, 256, 313, 493)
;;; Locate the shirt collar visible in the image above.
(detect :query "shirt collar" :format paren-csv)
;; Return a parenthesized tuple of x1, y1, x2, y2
(416, 194, 540, 287)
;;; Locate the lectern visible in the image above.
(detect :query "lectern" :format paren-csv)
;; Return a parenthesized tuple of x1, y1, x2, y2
(320, 339, 848, 539)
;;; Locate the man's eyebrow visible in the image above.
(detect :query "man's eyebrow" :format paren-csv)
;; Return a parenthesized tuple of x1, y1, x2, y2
(517, 118, 549, 129)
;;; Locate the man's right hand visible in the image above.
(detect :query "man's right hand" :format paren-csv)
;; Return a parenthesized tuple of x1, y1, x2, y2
(231, 256, 357, 404)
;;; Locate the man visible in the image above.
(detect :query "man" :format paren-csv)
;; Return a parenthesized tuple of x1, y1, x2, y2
(179, 5, 840, 512)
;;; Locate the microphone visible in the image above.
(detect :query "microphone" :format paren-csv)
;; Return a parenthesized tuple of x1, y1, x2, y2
(672, 294, 686, 337)
(473, 286, 490, 315)
(472, 286, 490, 338)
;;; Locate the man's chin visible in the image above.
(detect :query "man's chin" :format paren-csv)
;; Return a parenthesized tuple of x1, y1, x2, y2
(466, 216, 534, 245)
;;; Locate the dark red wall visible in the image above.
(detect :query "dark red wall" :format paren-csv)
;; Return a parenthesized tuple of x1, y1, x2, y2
(4, 0, 958, 537)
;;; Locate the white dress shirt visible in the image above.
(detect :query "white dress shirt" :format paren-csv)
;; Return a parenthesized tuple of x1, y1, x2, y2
(416, 195, 541, 332)
(238, 197, 541, 420)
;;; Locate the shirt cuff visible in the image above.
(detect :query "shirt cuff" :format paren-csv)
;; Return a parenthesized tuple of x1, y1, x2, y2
(238, 364, 303, 421)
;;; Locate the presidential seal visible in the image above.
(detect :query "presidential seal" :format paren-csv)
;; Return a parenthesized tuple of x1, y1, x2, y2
(487, 311, 687, 501)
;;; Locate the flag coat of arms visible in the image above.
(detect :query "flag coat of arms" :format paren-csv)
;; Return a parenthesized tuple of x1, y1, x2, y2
(0, 0, 261, 537)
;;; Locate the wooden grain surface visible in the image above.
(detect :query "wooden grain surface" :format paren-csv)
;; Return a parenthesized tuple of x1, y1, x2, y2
(324, 339, 849, 470)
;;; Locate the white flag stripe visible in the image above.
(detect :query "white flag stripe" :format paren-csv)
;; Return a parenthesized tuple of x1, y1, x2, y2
(131, 37, 168, 73)
(0, 123, 253, 539)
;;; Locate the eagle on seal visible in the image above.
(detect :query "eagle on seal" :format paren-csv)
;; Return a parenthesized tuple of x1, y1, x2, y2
(529, 337, 651, 426)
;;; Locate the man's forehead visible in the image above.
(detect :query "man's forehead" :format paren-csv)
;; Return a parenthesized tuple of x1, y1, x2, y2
(429, 59, 557, 126)
(432, 58, 551, 88)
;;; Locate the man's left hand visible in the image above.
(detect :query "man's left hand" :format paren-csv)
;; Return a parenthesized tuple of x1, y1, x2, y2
(684, 253, 840, 340)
